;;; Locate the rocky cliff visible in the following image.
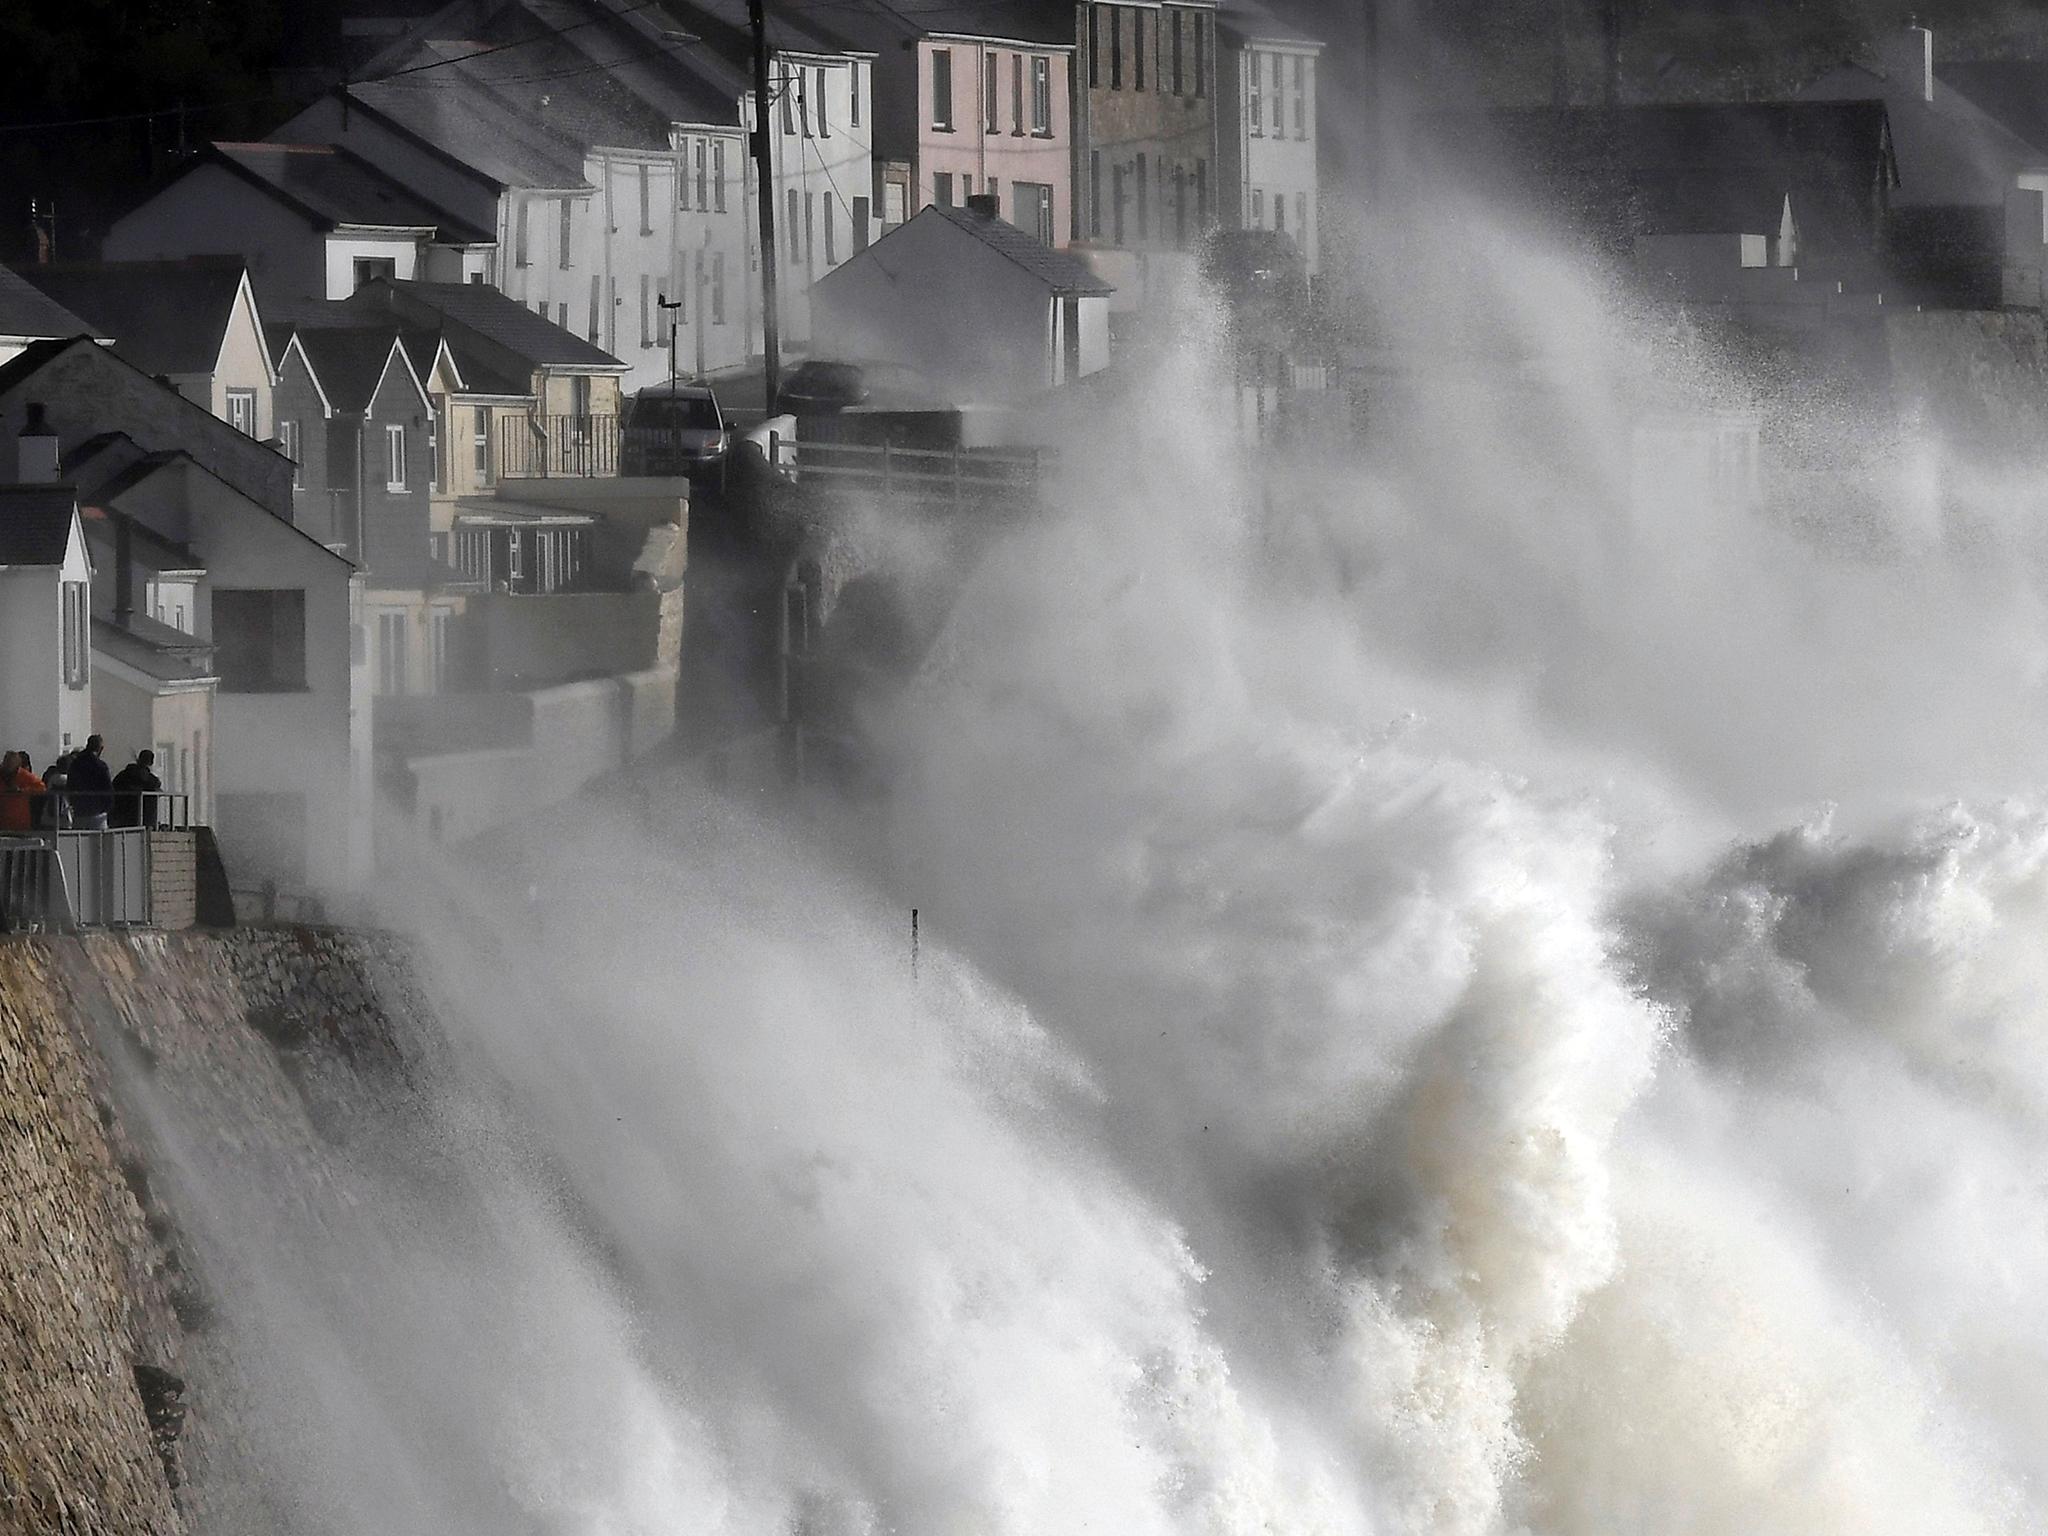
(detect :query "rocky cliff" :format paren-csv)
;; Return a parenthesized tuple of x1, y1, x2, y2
(0, 929, 436, 1536)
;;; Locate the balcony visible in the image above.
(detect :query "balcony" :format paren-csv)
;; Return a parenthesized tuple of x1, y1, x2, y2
(498, 414, 621, 479)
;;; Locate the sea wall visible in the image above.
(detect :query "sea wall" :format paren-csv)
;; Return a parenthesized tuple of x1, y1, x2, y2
(0, 928, 434, 1536)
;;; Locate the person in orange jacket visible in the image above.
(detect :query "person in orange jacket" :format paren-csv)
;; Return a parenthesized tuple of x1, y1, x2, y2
(0, 750, 47, 833)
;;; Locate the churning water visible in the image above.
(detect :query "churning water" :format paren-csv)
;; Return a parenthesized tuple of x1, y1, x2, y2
(124, 218, 2048, 1533)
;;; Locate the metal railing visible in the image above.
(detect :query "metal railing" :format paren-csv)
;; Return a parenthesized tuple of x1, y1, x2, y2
(498, 414, 621, 479)
(769, 439, 1048, 505)
(0, 827, 160, 930)
(16, 791, 195, 832)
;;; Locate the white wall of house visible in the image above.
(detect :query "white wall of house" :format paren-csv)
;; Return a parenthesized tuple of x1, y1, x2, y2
(1219, 39, 1321, 273)
(810, 213, 1090, 399)
(168, 469, 365, 897)
(324, 234, 428, 298)
(212, 274, 279, 442)
(748, 53, 882, 350)
(91, 665, 216, 827)
(915, 38, 1075, 246)
(0, 528, 91, 764)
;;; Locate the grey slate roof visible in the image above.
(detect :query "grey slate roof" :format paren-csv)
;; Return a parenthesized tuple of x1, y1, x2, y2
(0, 267, 103, 343)
(800, 0, 1076, 50)
(1799, 60, 2048, 206)
(289, 328, 417, 413)
(11, 262, 249, 379)
(925, 203, 1116, 294)
(1939, 62, 2048, 161)
(348, 278, 627, 370)
(0, 486, 78, 567)
(346, 73, 593, 191)
(212, 142, 493, 244)
(1215, 0, 1323, 48)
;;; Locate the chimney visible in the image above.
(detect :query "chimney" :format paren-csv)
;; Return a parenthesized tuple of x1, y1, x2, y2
(1883, 20, 1934, 103)
(16, 402, 58, 483)
(965, 193, 998, 219)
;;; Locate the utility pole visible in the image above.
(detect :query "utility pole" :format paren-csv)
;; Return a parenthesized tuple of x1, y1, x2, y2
(749, 0, 782, 419)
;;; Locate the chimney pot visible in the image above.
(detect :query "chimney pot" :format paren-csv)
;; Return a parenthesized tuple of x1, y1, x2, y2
(965, 193, 998, 219)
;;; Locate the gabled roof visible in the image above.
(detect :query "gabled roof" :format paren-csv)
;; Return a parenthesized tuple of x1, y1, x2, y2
(1800, 59, 2048, 206)
(0, 485, 79, 567)
(346, 277, 627, 371)
(1215, 0, 1324, 49)
(1938, 62, 2048, 165)
(11, 261, 259, 380)
(210, 142, 494, 244)
(91, 616, 217, 685)
(346, 75, 594, 191)
(289, 328, 430, 414)
(801, 0, 1076, 50)
(916, 203, 1116, 294)
(0, 267, 105, 344)
(1633, 171, 1791, 237)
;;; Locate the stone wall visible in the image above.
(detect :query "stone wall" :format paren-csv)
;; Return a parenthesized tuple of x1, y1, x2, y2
(0, 928, 434, 1536)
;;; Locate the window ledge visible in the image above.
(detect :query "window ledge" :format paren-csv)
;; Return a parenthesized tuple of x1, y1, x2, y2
(220, 684, 312, 695)
(386, 482, 409, 494)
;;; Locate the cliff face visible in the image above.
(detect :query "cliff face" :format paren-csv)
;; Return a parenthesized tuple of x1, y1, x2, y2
(0, 930, 435, 1536)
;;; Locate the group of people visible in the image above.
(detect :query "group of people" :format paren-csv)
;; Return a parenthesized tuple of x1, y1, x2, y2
(0, 736, 165, 833)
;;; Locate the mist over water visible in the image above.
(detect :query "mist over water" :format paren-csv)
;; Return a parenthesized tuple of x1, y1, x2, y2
(123, 211, 2048, 1533)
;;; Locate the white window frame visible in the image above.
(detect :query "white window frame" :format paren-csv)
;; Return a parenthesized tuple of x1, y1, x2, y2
(384, 423, 407, 491)
(226, 388, 256, 435)
(280, 418, 301, 486)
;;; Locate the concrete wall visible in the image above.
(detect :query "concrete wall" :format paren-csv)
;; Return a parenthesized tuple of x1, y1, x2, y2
(472, 590, 662, 687)
(0, 568, 68, 762)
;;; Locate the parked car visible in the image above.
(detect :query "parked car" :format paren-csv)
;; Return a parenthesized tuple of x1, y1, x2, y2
(776, 358, 947, 416)
(621, 383, 729, 478)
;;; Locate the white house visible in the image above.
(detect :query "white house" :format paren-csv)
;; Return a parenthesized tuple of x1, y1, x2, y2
(102, 141, 496, 307)
(809, 198, 1113, 401)
(0, 338, 370, 905)
(1215, 2, 1324, 275)
(0, 430, 93, 767)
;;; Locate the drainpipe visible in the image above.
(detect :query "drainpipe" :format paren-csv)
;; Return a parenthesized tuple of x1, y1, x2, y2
(114, 514, 134, 627)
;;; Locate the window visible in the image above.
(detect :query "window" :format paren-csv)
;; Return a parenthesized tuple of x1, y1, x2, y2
(932, 49, 953, 129)
(1091, 150, 1102, 235)
(1012, 54, 1024, 132)
(1251, 188, 1263, 223)
(787, 187, 801, 262)
(851, 62, 862, 126)
(696, 141, 709, 210)
(988, 176, 999, 204)
(815, 66, 829, 137)
(985, 51, 999, 133)
(1249, 52, 1262, 135)
(933, 171, 954, 208)
(429, 609, 451, 692)
(1275, 193, 1285, 233)
(1172, 13, 1184, 94)
(1295, 57, 1309, 138)
(1135, 152, 1148, 239)
(1296, 191, 1307, 241)
(515, 201, 531, 267)
(214, 590, 307, 692)
(431, 405, 446, 493)
(473, 408, 494, 484)
(640, 274, 652, 347)
(711, 251, 726, 323)
(1111, 162, 1125, 242)
(781, 66, 796, 134)
(639, 163, 652, 232)
(804, 192, 816, 269)
(853, 195, 870, 251)
(1014, 181, 1054, 245)
(588, 275, 601, 341)
(1134, 11, 1144, 90)
(824, 197, 837, 265)
(1194, 13, 1206, 96)
(1033, 56, 1052, 132)
(1111, 8, 1121, 88)
(555, 302, 567, 329)
(353, 256, 395, 291)
(61, 581, 87, 689)
(279, 419, 301, 486)
(376, 610, 408, 696)
(226, 389, 256, 435)
(1271, 53, 1283, 133)
(713, 142, 727, 211)
(558, 197, 573, 268)
(384, 423, 407, 490)
(1090, 4, 1102, 87)
(1173, 164, 1186, 245)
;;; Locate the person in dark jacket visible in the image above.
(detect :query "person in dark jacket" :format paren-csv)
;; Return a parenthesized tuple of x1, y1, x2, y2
(110, 750, 163, 829)
(66, 735, 113, 830)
